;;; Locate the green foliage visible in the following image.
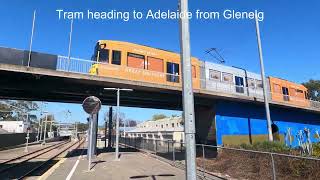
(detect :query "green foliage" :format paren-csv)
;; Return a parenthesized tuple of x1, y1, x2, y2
(77, 122, 89, 132)
(239, 141, 290, 153)
(302, 79, 320, 101)
(312, 143, 320, 157)
(152, 114, 167, 121)
(0, 100, 39, 121)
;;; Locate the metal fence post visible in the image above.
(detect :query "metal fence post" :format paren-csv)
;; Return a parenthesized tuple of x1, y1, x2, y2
(172, 141, 176, 163)
(270, 153, 276, 180)
(202, 144, 206, 179)
(155, 140, 158, 154)
(167, 141, 170, 153)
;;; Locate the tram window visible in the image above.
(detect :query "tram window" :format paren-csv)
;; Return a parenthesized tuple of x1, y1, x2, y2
(247, 78, 256, 88)
(99, 49, 109, 63)
(290, 88, 296, 96)
(296, 89, 303, 93)
(222, 72, 233, 84)
(273, 84, 281, 93)
(256, 80, 263, 89)
(166, 62, 180, 83)
(147, 57, 164, 72)
(112, 50, 121, 65)
(209, 69, 221, 81)
(305, 91, 309, 99)
(127, 52, 145, 69)
(235, 76, 245, 93)
(282, 87, 290, 101)
(192, 65, 196, 78)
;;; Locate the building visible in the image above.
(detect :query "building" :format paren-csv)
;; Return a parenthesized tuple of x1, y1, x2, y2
(0, 121, 30, 133)
(127, 116, 184, 142)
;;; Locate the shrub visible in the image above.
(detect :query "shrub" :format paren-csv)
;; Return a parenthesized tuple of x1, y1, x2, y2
(313, 142, 320, 157)
(238, 141, 290, 153)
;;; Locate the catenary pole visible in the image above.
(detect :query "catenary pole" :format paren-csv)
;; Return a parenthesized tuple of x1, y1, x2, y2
(179, 0, 197, 179)
(27, 10, 36, 67)
(255, 14, 273, 141)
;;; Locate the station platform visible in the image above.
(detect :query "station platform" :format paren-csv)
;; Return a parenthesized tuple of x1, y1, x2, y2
(43, 148, 186, 180)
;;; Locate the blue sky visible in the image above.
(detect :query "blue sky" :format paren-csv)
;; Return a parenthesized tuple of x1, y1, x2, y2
(1, 0, 319, 124)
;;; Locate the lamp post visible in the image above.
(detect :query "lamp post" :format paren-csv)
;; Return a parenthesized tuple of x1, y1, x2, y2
(104, 88, 133, 161)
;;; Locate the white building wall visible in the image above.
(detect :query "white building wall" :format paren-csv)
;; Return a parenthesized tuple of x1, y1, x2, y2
(0, 121, 29, 133)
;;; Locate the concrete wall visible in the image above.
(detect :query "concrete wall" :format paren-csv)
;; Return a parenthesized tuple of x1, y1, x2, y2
(0, 133, 37, 148)
(215, 101, 320, 147)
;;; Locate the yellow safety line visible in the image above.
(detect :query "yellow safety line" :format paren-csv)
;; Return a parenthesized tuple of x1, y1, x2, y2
(38, 157, 67, 180)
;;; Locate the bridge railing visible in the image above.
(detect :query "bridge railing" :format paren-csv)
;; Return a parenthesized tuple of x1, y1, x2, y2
(56, 56, 320, 110)
(119, 137, 320, 180)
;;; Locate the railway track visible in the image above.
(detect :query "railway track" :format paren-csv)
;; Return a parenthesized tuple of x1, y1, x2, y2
(0, 139, 84, 180)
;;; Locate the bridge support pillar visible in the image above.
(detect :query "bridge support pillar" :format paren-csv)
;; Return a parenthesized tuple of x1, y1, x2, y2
(195, 105, 216, 145)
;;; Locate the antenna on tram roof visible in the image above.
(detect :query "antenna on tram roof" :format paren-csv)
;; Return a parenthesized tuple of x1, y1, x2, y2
(205, 48, 226, 64)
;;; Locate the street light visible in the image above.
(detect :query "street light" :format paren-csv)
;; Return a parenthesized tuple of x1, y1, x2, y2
(104, 87, 133, 161)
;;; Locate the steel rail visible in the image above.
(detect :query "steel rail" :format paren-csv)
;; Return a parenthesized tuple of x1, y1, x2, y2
(0, 140, 67, 165)
(0, 140, 70, 174)
(18, 138, 85, 180)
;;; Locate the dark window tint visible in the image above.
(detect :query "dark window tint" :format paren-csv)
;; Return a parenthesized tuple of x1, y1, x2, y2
(99, 49, 109, 63)
(235, 76, 244, 93)
(112, 50, 121, 65)
(166, 62, 180, 83)
(282, 87, 289, 101)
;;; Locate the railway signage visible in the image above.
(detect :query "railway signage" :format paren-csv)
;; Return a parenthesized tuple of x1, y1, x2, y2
(82, 96, 101, 114)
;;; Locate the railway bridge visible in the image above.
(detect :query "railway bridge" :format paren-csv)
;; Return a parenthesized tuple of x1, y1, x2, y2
(0, 57, 320, 146)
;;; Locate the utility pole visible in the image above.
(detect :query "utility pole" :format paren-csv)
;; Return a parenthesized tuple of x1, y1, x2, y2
(255, 14, 273, 141)
(179, 0, 197, 179)
(42, 113, 48, 145)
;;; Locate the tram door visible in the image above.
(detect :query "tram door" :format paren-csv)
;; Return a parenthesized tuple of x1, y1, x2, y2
(235, 76, 245, 93)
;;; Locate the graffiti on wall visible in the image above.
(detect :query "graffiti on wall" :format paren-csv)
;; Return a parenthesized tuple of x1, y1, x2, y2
(285, 127, 320, 155)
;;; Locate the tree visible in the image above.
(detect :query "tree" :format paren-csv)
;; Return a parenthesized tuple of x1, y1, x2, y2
(123, 119, 138, 127)
(152, 114, 167, 121)
(77, 122, 89, 132)
(104, 109, 126, 127)
(303, 79, 320, 101)
(0, 100, 39, 121)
